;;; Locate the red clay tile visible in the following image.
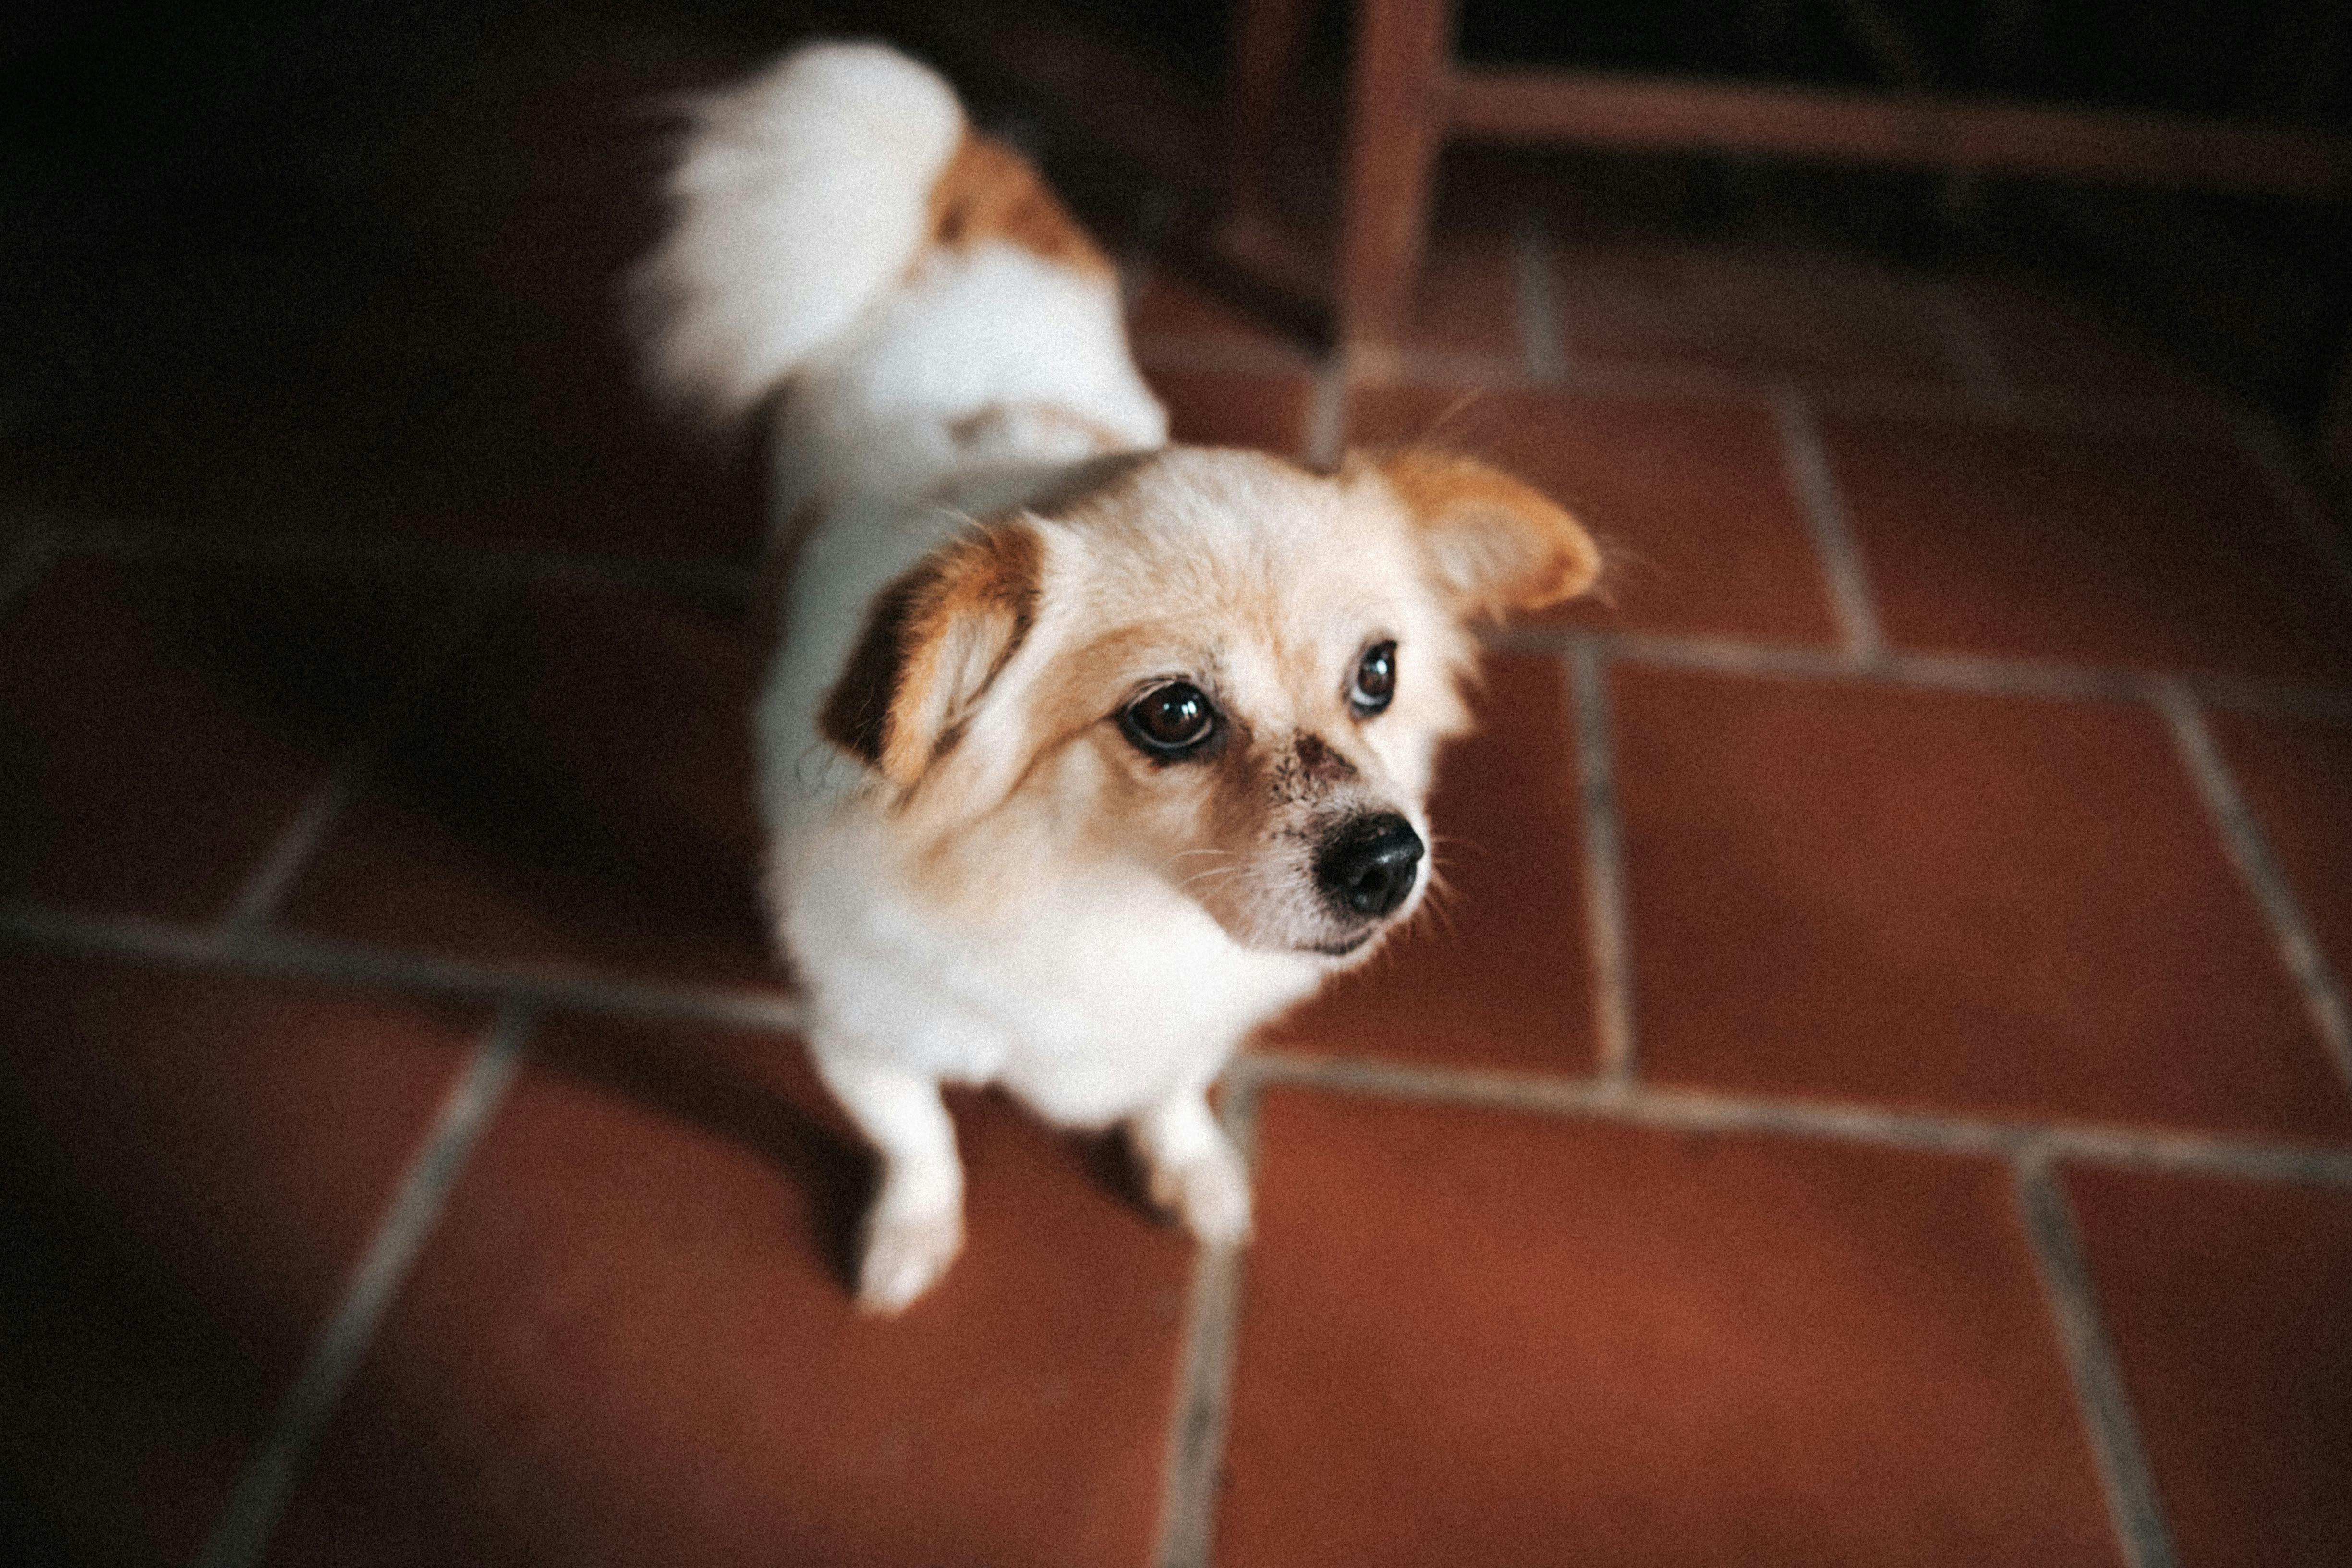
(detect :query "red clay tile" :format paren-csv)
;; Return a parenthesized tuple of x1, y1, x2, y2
(1616, 667, 2352, 1138)
(1551, 244, 1961, 389)
(2065, 1167, 2352, 1568)
(1145, 365, 1315, 455)
(1347, 384, 1841, 643)
(0, 951, 491, 1566)
(1826, 416, 2352, 683)
(1268, 654, 1596, 1073)
(280, 583, 781, 992)
(2207, 709, 2352, 993)
(1399, 226, 1524, 362)
(1221, 1088, 2122, 1567)
(264, 1013, 1192, 1568)
(0, 558, 464, 922)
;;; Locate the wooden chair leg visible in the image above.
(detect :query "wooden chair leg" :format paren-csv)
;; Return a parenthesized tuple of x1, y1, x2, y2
(1336, 0, 1456, 351)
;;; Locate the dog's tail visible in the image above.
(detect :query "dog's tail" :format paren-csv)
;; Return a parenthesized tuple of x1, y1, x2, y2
(632, 43, 968, 421)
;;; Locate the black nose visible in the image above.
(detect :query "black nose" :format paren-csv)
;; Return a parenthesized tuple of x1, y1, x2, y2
(1314, 813, 1425, 920)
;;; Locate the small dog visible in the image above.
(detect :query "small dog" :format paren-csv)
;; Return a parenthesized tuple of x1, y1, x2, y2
(635, 43, 1598, 1312)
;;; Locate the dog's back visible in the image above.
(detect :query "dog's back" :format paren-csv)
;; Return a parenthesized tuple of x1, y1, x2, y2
(632, 42, 1166, 518)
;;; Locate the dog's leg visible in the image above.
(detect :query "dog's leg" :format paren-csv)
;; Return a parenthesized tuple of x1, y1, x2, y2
(1128, 1088, 1252, 1247)
(813, 1054, 965, 1313)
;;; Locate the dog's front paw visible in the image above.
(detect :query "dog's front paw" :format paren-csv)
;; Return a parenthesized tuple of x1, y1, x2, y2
(857, 1204, 963, 1314)
(1148, 1144, 1253, 1248)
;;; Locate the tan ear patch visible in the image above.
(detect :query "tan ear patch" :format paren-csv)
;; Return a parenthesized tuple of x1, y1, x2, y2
(925, 132, 1115, 281)
(820, 523, 1045, 788)
(1368, 448, 1601, 619)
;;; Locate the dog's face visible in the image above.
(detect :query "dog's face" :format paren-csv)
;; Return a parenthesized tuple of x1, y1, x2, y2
(821, 446, 1598, 960)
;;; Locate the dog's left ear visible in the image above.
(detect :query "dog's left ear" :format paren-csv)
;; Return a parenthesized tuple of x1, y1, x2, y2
(820, 521, 1044, 789)
(1359, 448, 1600, 620)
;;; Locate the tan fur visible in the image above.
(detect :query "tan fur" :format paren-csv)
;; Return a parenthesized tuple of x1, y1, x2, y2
(925, 132, 1116, 280)
(820, 522, 1044, 788)
(1362, 448, 1603, 618)
(703, 42, 1612, 1313)
(840, 448, 1542, 956)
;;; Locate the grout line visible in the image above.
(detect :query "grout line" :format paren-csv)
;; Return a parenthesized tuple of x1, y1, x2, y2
(1510, 208, 1568, 386)
(2013, 1155, 2179, 1568)
(1302, 355, 1350, 470)
(213, 585, 499, 944)
(1232, 1050, 2352, 1186)
(23, 520, 2350, 726)
(214, 769, 371, 946)
(2155, 682, 2352, 1090)
(192, 999, 536, 1568)
(1119, 183, 1182, 309)
(0, 903, 805, 1034)
(1358, 343, 2233, 441)
(1772, 386, 1886, 661)
(1926, 284, 2020, 410)
(1491, 621, 2352, 725)
(2225, 408, 2352, 599)
(11, 896, 2350, 1182)
(1152, 1075, 1261, 1568)
(1568, 638, 1637, 1086)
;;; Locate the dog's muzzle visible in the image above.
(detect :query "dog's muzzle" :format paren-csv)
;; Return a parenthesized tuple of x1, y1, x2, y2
(1313, 812, 1424, 923)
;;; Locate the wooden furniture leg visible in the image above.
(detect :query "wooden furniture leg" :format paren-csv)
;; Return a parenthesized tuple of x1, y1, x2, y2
(1336, 0, 1456, 352)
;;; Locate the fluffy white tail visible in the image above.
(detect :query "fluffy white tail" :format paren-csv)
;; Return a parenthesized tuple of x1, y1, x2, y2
(633, 43, 966, 420)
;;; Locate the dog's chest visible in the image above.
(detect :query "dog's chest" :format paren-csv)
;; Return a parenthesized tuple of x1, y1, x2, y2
(795, 849, 1316, 1123)
(956, 889, 1316, 1120)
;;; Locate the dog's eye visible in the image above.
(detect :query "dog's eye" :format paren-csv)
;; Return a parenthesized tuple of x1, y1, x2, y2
(1350, 641, 1396, 716)
(1121, 681, 1220, 756)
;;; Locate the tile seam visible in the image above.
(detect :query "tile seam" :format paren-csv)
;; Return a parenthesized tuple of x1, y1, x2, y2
(10, 900, 2351, 1184)
(1567, 637, 1637, 1085)
(0, 903, 804, 1034)
(2012, 1155, 2179, 1568)
(214, 583, 502, 945)
(2225, 408, 2352, 599)
(1152, 1076, 1260, 1568)
(1925, 283, 2020, 410)
(1359, 348, 2232, 438)
(16, 940, 2352, 1182)
(1234, 1051, 2352, 1186)
(2154, 681, 2352, 1091)
(191, 998, 536, 1568)
(1302, 355, 1349, 471)
(1118, 183, 1182, 310)
(1510, 207, 1568, 386)
(23, 522, 2350, 723)
(1485, 624, 2352, 724)
(1772, 386, 1886, 661)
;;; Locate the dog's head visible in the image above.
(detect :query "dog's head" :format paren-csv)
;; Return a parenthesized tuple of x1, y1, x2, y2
(820, 446, 1598, 960)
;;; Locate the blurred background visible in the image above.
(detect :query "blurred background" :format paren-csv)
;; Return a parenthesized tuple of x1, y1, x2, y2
(5, 4, 2350, 1567)
(5, 0, 2350, 522)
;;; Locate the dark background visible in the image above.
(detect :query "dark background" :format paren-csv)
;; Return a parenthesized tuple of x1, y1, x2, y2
(5, 0, 2348, 547)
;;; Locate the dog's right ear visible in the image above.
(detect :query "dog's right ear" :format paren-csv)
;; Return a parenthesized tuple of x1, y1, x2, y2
(820, 522, 1044, 789)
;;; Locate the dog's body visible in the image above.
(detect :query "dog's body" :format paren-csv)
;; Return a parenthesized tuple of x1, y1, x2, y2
(637, 44, 1599, 1311)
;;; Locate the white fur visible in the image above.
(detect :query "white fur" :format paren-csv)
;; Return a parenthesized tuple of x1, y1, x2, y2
(633, 42, 967, 418)
(643, 44, 1382, 1312)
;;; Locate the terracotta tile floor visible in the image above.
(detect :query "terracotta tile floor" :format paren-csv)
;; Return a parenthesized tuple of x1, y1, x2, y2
(6, 47, 2352, 1568)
